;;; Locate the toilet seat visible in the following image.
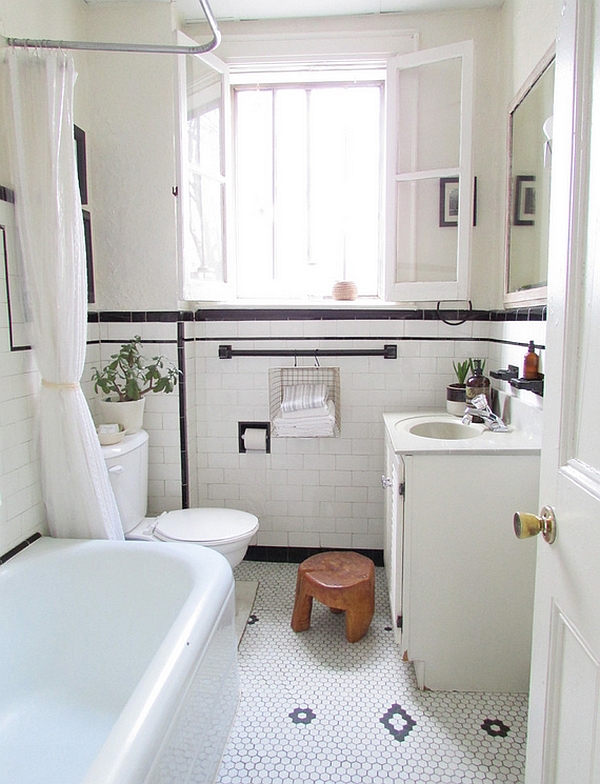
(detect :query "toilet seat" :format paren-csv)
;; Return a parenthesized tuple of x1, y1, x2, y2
(151, 508, 259, 546)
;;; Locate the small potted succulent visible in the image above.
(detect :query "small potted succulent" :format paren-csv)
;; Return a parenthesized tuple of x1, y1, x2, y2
(446, 359, 472, 416)
(91, 336, 180, 434)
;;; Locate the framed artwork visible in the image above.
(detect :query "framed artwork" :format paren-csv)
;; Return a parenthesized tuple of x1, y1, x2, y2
(83, 209, 95, 304)
(1, 187, 31, 351)
(74, 125, 88, 205)
(439, 177, 477, 227)
(514, 175, 536, 226)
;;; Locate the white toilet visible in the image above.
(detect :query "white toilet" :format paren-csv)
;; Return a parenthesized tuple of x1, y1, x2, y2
(101, 429, 259, 568)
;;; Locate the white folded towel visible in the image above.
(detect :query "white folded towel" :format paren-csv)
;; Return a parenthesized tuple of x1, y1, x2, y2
(277, 401, 331, 420)
(281, 383, 328, 413)
(273, 400, 336, 437)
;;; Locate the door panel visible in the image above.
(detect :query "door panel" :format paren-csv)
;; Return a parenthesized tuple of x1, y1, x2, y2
(525, 0, 600, 782)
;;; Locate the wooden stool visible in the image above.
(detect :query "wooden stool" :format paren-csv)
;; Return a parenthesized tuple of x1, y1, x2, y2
(291, 551, 375, 642)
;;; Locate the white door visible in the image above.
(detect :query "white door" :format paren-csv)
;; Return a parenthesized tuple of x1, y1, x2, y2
(524, 0, 600, 782)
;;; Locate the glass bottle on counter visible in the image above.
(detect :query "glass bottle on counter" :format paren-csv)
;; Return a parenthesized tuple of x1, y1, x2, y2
(523, 341, 540, 380)
(466, 359, 491, 417)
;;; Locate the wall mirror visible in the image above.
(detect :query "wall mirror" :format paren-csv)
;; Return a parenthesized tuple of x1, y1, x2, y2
(504, 49, 555, 307)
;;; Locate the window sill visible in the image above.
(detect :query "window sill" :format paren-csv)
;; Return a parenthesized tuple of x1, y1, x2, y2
(181, 297, 418, 312)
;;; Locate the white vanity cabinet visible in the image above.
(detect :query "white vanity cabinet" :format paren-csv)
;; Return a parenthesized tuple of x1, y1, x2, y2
(383, 413, 540, 692)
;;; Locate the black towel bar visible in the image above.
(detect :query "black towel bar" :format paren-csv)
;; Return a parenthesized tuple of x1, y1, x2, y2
(218, 344, 397, 360)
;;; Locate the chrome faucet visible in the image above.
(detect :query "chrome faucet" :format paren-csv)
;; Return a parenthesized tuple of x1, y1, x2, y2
(462, 394, 509, 432)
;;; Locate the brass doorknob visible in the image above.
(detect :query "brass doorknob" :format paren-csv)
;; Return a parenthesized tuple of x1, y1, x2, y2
(513, 506, 557, 544)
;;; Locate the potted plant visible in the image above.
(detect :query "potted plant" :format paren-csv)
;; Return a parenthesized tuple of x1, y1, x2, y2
(91, 336, 180, 434)
(446, 359, 472, 416)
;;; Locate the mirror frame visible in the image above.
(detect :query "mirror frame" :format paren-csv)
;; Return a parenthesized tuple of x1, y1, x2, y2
(504, 45, 555, 308)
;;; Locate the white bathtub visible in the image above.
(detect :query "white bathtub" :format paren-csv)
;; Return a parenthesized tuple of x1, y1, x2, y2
(0, 537, 239, 784)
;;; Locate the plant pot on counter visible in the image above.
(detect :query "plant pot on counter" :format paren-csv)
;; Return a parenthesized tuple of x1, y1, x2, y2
(446, 383, 466, 417)
(98, 397, 146, 435)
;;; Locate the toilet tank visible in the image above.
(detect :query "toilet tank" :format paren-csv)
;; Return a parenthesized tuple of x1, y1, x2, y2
(101, 430, 149, 534)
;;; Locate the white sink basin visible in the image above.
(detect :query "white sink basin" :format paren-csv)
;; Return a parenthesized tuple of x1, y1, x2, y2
(384, 409, 541, 455)
(406, 420, 480, 440)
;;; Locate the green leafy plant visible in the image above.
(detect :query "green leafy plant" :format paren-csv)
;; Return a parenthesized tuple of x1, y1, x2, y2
(452, 359, 473, 385)
(452, 358, 487, 385)
(91, 336, 180, 402)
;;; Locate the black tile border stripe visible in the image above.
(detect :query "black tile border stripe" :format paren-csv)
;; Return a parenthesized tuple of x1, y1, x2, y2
(177, 322, 189, 509)
(86, 306, 546, 324)
(0, 532, 42, 566)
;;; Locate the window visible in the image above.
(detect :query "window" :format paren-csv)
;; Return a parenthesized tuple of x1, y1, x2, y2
(178, 38, 473, 305)
(234, 79, 383, 299)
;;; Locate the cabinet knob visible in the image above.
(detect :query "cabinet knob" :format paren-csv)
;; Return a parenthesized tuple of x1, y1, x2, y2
(513, 506, 556, 544)
(381, 475, 393, 489)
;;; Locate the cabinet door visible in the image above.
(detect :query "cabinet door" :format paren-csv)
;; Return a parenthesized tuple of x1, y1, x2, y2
(383, 440, 404, 644)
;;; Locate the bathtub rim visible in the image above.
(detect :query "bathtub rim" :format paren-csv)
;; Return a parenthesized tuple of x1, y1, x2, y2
(2, 536, 237, 784)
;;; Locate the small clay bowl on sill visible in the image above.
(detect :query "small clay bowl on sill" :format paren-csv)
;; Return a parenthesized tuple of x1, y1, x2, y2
(332, 281, 358, 301)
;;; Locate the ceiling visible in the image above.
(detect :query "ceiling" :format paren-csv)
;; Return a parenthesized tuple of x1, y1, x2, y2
(176, 0, 503, 23)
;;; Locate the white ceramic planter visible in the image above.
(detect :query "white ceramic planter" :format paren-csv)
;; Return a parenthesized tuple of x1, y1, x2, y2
(99, 398, 146, 434)
(446, 383, 467, 417)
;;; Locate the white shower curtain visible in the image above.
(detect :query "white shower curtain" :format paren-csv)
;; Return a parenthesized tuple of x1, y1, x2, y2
(7, 48, 123, 539)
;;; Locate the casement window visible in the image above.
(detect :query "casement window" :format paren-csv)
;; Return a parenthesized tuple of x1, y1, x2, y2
(177, 36, 473, 305)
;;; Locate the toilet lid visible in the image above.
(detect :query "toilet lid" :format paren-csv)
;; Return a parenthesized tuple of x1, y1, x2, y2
(154, 508, 259, 546)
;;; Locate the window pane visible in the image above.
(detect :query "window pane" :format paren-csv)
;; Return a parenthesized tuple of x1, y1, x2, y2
(236, 90, 275, 294)
(187, 173, 224, 281)
(187, 58, 222, 175)
(274, 89, 309, 287)
(395, 57, 462, 174)
(341, 87, 381, 293)
(235, 82, 381, 299)
(395, 178, 458, 283)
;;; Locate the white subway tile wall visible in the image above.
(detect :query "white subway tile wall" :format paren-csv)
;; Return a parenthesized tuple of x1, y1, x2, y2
(0, 305, 545, 556)
(0, 269, 45, 555)
(187, 316, 544, 551)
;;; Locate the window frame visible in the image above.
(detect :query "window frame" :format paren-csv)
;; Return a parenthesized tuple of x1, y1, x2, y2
(177, 32, 474, 306)
(384, 40, 475, 303)
(176, 33, 234, 302)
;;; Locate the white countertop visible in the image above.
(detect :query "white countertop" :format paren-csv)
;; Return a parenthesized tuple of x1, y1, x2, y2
(383, 410, 542, 455)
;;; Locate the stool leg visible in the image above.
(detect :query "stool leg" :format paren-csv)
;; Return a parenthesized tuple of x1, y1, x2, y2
(344, 583, 375, 643)
(291, 575, 313, 633)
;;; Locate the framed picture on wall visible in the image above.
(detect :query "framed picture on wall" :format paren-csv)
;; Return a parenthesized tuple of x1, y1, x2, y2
(439, 177, 478, 227)
(514, 175, 536, 226)
(74, 125, 88, 206)
(82, 209, 95, 304)
(439, 177, 459, 226)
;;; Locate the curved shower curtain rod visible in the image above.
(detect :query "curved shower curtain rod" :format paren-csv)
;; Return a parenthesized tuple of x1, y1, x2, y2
(6, 0, 220, 55)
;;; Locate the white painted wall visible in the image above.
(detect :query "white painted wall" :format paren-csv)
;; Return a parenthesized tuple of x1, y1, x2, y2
(84, 2, 180, 311)
(502, 0, 562, 98)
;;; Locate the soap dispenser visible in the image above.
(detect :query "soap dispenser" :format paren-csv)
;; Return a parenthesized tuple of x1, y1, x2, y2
(523, 341, 540, 380)
(466, 359, 491, 412)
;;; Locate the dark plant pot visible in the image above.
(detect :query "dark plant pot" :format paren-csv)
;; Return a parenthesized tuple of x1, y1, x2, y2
(446, 383, 466, 416)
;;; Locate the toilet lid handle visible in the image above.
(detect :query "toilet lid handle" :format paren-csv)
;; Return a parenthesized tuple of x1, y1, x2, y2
(108, 465, 124, 474)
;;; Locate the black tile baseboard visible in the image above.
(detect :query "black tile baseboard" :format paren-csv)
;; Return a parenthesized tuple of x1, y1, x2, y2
(245, 545, 384, 566)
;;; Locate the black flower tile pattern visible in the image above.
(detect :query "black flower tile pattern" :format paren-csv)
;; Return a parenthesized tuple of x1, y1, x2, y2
(380, 704, 416, 742)
(290, 707, 317, 725)
(246, 613, 259, 626)
(218, 561, 528, 783)
(482, 718, 511, 737)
